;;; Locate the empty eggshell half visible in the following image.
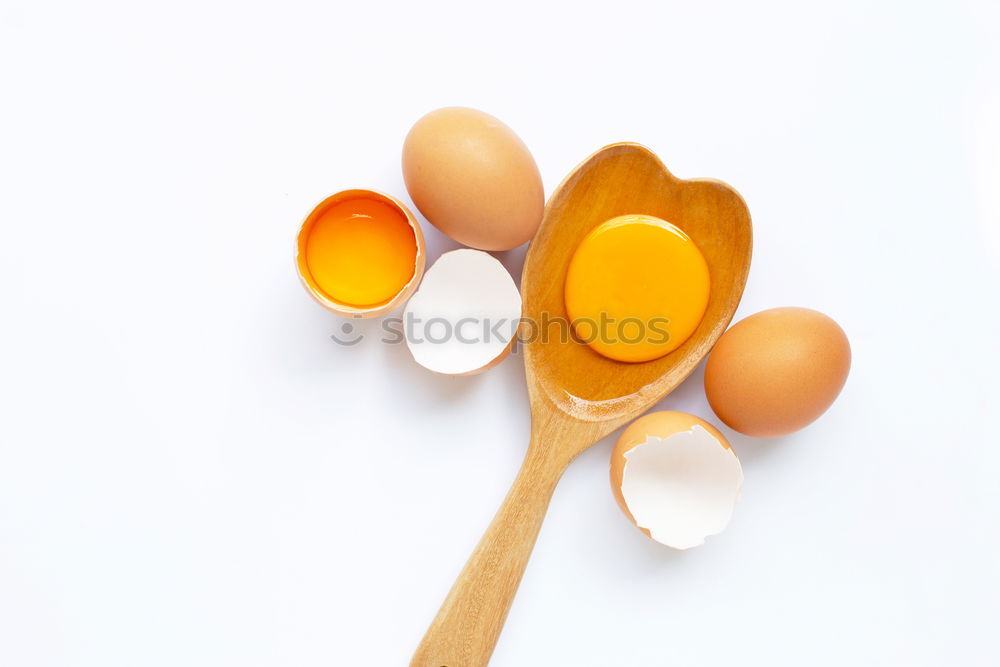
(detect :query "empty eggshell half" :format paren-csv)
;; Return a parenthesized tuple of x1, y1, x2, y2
(403, 249, 521, 375)
(611, 411, 743, 549)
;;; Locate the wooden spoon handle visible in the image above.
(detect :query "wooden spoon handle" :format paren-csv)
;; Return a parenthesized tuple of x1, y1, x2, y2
(411, 442, 569, 667)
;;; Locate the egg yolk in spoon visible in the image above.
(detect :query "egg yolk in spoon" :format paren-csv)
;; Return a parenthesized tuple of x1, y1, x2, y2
(564, 214, 710, 363)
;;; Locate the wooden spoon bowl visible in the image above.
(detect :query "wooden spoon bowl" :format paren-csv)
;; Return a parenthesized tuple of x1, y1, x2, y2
(411, 142, 752, 667)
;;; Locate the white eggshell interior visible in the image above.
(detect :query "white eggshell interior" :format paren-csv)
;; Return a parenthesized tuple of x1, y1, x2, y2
(404, 249, 521, 374)
(621, 425, 743, 549)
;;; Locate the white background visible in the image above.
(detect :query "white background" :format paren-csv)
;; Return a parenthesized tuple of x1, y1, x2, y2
(2, 1, 999, 665)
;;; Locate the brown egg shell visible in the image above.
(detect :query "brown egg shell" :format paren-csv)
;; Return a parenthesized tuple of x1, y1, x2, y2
(704, 307, 851, 437)
(402, 249, 521, 375)
(402, 107, 544, 251)
(610, 410, 732, 539)
(451, 338, 516, 376)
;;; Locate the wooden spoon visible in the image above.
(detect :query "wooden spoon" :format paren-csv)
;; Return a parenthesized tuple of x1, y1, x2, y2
(411, 142, 752, 667)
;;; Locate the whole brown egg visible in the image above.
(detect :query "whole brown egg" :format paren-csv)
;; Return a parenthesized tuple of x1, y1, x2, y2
(402, 107, 544, 251)
(704, 307, 851, 437)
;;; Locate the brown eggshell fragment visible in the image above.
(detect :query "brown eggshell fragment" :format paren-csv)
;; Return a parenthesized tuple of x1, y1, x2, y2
(403, 249, 521, 375)
(611, 411, 741, 549)
(704, 307, 851, 437)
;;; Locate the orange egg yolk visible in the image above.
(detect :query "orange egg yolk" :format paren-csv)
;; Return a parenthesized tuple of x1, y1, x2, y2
(564, 214, 710, 363)
(303, 197, 417, 307)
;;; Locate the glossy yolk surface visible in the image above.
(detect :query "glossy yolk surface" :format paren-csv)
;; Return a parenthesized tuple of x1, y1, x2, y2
(564, 214, 710, 363)
(304, 197, 417, 307)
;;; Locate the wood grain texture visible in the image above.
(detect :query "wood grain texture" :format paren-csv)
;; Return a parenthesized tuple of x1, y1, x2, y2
(411, 143, 752, 667)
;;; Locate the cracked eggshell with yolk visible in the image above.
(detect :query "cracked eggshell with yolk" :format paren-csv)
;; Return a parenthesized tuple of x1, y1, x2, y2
(611, 411, 743, 549)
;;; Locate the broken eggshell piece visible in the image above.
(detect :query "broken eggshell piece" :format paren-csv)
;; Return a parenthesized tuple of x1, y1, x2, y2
(611, 411, 743, 549)
(403, 249, 521, 375)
